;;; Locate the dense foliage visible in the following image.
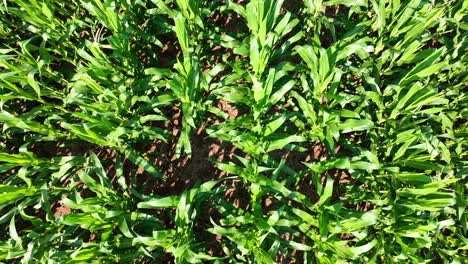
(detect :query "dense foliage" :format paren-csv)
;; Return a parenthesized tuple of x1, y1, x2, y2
(0, 0, 466, 263)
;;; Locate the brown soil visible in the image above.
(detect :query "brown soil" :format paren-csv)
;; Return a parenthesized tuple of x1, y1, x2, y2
(54, 204, 71, 217)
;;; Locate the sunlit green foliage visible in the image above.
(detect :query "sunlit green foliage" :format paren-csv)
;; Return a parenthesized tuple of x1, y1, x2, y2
(0, 0, 466, 263)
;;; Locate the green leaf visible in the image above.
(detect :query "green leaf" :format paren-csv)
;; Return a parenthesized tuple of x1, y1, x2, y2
(338, 119, 374, 133)
(138, 195, 179, 209)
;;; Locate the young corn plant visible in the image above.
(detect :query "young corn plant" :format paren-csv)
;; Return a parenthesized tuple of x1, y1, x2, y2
(209, 0, 305, 160)
(148, 0, 226, 157)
